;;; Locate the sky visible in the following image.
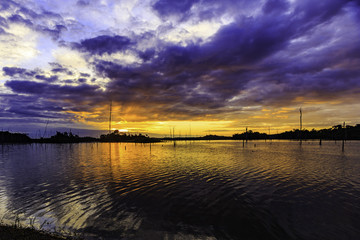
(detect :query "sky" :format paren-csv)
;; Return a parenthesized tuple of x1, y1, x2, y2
(1, 0, 360, 137)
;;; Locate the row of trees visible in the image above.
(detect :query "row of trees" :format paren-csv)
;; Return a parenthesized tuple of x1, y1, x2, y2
(0, 131, 31, 143)
(233, 130, 268, 140)
(36, 131, 97, 143)
(232, 124, 360, 140)
(273, 124, 360, 140)
(100, 130, 160, 142)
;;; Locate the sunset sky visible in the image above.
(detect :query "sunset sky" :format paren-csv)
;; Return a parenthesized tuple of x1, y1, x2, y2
(1, 0, 360, 137)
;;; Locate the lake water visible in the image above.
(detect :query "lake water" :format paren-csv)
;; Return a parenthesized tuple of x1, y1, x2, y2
(1, 140, 360, 239)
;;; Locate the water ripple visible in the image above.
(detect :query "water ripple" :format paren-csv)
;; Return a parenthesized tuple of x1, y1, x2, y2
(0, 141, 360, 239)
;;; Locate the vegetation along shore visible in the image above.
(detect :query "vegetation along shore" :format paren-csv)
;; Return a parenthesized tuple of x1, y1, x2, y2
(1, 124, 359, 144)
(0, 225, 80, 240)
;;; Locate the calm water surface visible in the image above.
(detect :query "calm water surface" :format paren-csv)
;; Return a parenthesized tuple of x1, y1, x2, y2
(1, 140, 360, 239)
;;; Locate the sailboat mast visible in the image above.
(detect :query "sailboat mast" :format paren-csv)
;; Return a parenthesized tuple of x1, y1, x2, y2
(300, 107, 302, 131)
(109, 100, 112, 134)
(299, 107, 302, 144)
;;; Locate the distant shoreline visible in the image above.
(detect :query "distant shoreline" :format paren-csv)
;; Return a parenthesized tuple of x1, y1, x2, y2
(1, 124, 360, 144)
(1, 138, 360, 145)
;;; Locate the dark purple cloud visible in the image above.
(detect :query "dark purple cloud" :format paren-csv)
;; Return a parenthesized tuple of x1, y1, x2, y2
(3, 67, 36, 77)
(0, 16, 7, 27)
(4, 65, 81, 86)
(18, 6, 39, 18)
(8, 14, 33, 25)
(80, 72, 90, 77)
(3, 67, 27, 76)
(153, 0, 200, 20)
(3, 66, 71, 84)
(0, 2, 11, 11)
(5, 80, 100, 98)
(263, 0, 290, 14)
(77, 0, 90, 6)
(7, 105, 63, 119)
(77, 35, 132, 55)
(35, 75, 59, 82)
(0, 93, 73, 122)
(1, 78, 106, 127)
(152, 0, 262, 22)
(38, 24, 67, 39)
(139, 48, 156, 62)
(49, 63, 73, 75)
(51, 68, 73, 75)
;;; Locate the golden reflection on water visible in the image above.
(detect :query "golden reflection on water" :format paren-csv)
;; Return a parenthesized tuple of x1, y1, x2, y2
(70, 141, 359, 190)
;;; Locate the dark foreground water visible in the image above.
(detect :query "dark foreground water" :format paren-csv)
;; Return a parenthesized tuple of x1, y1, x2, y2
(1, 140, 360, 240)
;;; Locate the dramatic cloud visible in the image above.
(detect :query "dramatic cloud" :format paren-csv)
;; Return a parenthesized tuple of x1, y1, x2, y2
(77, 35, 133, 55)
(1, 0, 360, 135)
(5, 80, 100, 99)
(153, 0, 200, 20)
(3, 67, 36, 77)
